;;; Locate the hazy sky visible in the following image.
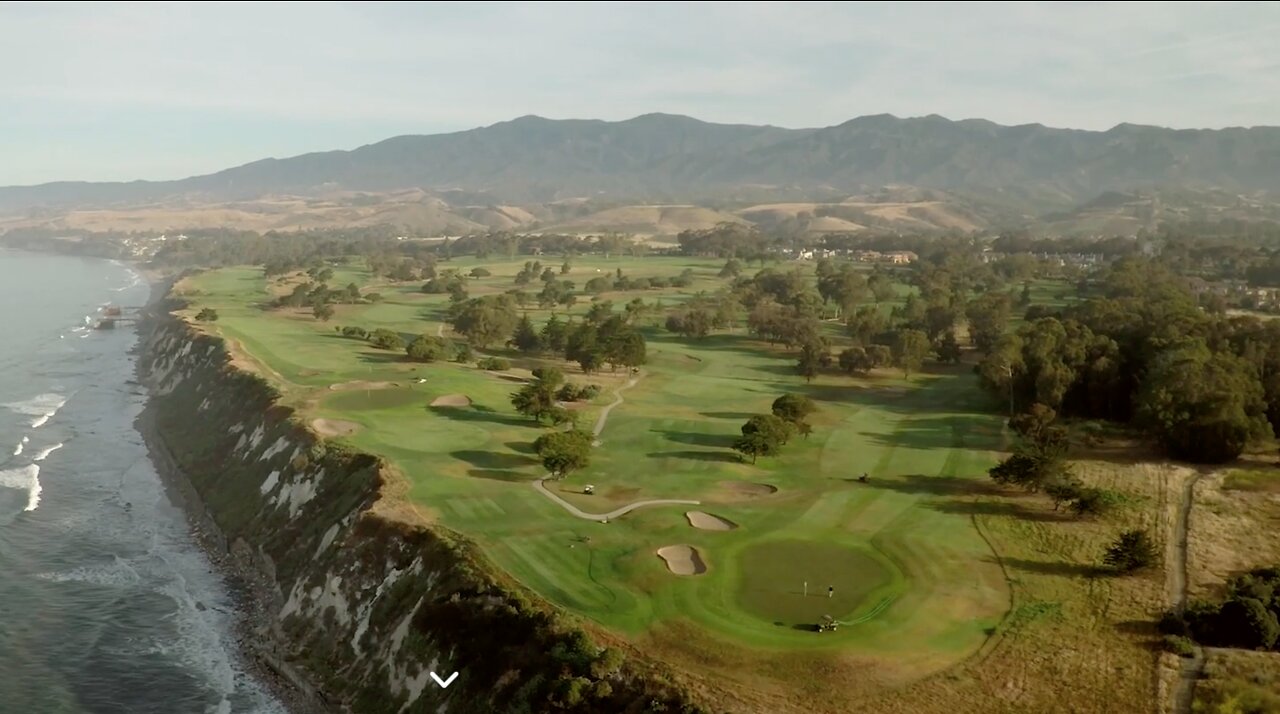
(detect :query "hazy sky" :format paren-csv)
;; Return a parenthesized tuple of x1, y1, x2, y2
(2, 1, 1279, 185)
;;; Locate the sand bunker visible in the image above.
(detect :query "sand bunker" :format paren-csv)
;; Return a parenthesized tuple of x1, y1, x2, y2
(329, 380, 396, 391)
(686, 511, 738, 531)
(657, 545, 707, 576)
(312, 419, 360, 437)
(718, 481, 778, 501)
(430, 394, 472, 407)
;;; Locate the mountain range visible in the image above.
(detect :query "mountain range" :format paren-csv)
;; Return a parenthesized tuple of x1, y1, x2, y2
(4, 113, 1280, 235)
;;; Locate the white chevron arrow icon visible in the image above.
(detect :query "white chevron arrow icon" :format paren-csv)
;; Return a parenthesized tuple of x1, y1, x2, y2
(430, 671, 459, 689)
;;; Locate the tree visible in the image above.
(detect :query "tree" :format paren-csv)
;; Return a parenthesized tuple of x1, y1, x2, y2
(585, 276, 612, 295)
(406, 335, 452, 362)
(846, 306, 886, 346)
(1104, 529, 1157, 573)
(560, 259, 572, 275)
(1019, 281, 1033, 307)
(512, 369, 563, 423)
(868, 273, 896, 303)
(313, 302, 335, 321)
(665, 307, 713, 339)
(1010, 403, 1059, 443)
(531, 366, 565, 388)
(742, 414, 795, 447)
(892, 329, 931, 377)
(369, 328, 405, 351)
(935, 330, 963, 364)
(540, 314, 570, 353)
(195, 307, 219, 322)
(1138, 345, 1272, 463)
(988, 453, 1044, 490)
(532, 429, 593, 478)
(512, 314, 542, 353)
(454, 342, 473, 363)
(796, 341, 824, 382)
(718, 259, 742, 278)
(772, 394, 816, 424)
(867, 344, 893, 369)
(469, 267, 491, 278)
(965, 293, 1012, 354)
(448, 295, 519, 347)
(838, 346, 870, 375)
(733, 432, 777, 464)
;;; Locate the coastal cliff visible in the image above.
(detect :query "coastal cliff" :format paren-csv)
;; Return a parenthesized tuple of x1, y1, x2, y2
(136, 303, 700, 714)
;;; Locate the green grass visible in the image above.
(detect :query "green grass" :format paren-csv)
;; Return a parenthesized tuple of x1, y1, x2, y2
(736, 540, 898, 625)
(180, 255, 1011, 676)
(1223, 468, 1280, 492)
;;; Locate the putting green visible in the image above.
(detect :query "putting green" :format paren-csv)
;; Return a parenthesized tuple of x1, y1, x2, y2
(736, 540, 899, 625)
(326, 387, 424, 411)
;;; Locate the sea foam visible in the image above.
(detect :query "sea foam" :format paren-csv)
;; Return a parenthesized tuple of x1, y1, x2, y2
(32, 443, 63, 462)
(5, 392, 68, 428)
(0, 464, 41, 511)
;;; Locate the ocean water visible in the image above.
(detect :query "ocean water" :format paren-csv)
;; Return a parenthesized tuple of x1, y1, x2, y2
(0, 250, 284, 713)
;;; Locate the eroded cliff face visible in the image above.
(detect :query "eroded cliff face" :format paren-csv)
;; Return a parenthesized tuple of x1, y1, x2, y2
(138, 312, 699, 714)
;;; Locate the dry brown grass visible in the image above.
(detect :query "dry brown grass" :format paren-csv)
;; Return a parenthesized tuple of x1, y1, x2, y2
(1187, 469, 1280, 600)
(866, 460, 1176, 714)
(1193, 648, 1280, 713)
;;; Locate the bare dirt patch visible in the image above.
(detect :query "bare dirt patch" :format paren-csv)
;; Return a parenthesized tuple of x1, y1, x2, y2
(657, 545, 707, 576)
(312, 418, 360, 437)
(716, 481, 777, 501)
(430, 393, 472, 407)
(328, 380, 397, 391)
(685, 511, 738, 531)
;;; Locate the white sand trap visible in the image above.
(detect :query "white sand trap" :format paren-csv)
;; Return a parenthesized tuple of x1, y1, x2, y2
(312, 419, 360, 437)
(657, 545, 707, 576)
(686, 511, 738, 531)
(329, 380, 396, 391)
(430, 394, 472, 407)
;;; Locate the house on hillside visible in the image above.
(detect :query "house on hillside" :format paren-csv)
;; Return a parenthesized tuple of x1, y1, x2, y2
(885, 251, 917, 264)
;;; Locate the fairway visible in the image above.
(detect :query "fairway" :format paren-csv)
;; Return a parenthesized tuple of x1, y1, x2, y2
(736, 540, 898, 625)
(176, 255, 1013, 697)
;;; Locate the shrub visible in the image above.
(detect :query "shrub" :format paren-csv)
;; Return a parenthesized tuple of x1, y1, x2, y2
(477, 357, 511, 371)
(406, 335, 452, 362)
(369, 328, 405, 350)
(454, 342, 474, 363)
(469, 267, 491, 278)
(341, 325, 368, 339)
(195, 307, 219, 322)
(1103, 529, 1157, 573)
(1069, 487, 1112, 517)
(556, 383, 602, 402)
(1161, 634, 1196, 657)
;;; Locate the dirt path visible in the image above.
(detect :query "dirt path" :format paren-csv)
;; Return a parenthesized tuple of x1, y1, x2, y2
(592, 372, 642, 438)
(1171, 470, 1207, 714)
(532, 479, 699, 522)
(534, 371, 699, 521)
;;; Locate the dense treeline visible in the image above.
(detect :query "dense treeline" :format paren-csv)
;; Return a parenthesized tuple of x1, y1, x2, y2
(978, 258, 1280, 463)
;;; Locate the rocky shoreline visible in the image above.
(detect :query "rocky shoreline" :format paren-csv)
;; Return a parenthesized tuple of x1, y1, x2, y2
(130, 273, 323, 714)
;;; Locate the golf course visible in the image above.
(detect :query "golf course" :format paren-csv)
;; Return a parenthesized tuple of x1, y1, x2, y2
(177, 254, 1011, 686)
